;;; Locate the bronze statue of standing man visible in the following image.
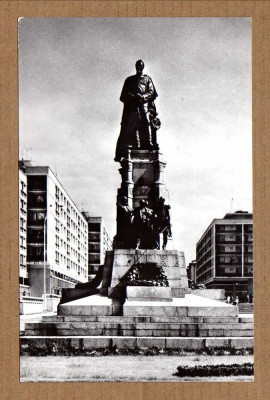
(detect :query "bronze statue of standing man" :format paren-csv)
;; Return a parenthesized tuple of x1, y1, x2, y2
(114, 60, 161, 162)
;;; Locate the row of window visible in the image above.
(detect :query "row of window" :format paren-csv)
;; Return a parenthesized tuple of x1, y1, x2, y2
(216, 235, 253, 242)
(55, 186, 87, 232)
(196, 248, 213, 265)
(56, 227, 87, 254)
(196, 259, 214, 277)
(55, 251, 87, 276)
(55, 219, 87, 247)
(20, 180, 27, 196)
(196, 266, 213, 283)
(197, 228, 213, 250)
(56, 243, 87, 265)
(19, 254, 26, 266)
(216, 224, 252, 232)
(20, 198, 27, 213)
(217, 256, 241, 264)
(20, 235, 26, 249)
(20, 217, 27, 231)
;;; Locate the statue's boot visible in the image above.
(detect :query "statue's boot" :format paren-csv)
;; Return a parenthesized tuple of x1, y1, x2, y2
(136, 130, 141, 148)
(147, 128, 155, 149)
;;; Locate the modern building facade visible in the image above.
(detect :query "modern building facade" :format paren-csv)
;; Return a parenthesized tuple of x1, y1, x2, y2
(19, 169, 30, 299)
(82, 213, 112, 278)
(19, 161, 88, 300)
(195, 211, 253, 301)
(186, 260, 196, 283)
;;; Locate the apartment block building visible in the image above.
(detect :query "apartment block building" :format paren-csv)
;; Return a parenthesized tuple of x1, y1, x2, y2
(195, 211, 253, 300)
(82, 213, 112, 278)
(19, 161, 88, 299)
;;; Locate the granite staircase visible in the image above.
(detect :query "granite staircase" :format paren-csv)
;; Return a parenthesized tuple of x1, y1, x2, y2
(21, 294, 253, 353)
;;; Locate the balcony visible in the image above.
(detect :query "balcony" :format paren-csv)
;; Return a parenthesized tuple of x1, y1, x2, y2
(28, 189, 46, 194)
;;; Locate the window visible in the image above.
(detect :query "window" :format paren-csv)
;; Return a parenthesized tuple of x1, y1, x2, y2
(20, 199, 26, 212)
(29, 212, 45, 223)
(20, 217, 24, 231)
(27, 245, 44, 261)
(20, 236, 25, 247)
(28, 228, 43, 243)
(89, 223, 100, 232)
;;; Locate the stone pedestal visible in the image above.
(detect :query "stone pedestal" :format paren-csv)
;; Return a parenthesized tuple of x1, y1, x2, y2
(126, 287, 173, 302)
(117, 148, 168, 210)
(108, 249, 188, 290)
(100, 249, 189, 308)
(115, 149, 170, 249)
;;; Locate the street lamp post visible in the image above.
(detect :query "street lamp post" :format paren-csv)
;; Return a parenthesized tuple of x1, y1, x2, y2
(43, 204, 63, 310)
(43, 204, 53, 312)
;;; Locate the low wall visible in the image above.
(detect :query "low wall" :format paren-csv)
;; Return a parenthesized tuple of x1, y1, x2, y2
(46, 297, 60, 312)
(20, 296, 60, 314)
(192, 289, 225, 300)
(20, 299, 44, 315)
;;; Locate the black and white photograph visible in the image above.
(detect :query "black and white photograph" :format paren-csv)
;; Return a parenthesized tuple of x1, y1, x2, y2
(18, 17, 253, 382)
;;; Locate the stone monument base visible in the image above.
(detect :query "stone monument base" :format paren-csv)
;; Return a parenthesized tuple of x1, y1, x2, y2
(21, 249, 253, 353)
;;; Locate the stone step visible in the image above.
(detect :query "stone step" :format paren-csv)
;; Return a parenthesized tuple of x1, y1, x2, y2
(24, 328, 254, 337)
(42, 315, 242, 324)
(58, 299, 239, 318)
(198, 330, 253, 337)
(24, 320, 253, 337)
(27, 321, 253, 331)
(20, 336, 254, 353)
(42, 315, 240, 324)
(123, 304, 238, 317)
(59, 304, 113, 316)
(239, 317, 253, 323)
(197, 323, 253, 330)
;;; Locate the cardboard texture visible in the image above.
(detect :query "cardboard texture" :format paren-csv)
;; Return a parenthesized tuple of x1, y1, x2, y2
(0, 1, 269, 399)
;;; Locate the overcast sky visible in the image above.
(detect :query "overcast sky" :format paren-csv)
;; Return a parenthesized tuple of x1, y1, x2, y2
(19, 18, 252, 265)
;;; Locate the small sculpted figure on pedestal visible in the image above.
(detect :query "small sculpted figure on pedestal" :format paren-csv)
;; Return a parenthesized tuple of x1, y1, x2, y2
(154, 196, 172, 250)
(132, 200, 156, 249)
(117, 196, 133, 249)
(115, 60, 161, 162)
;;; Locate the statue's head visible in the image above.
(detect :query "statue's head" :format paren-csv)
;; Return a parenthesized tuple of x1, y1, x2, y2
(140, 199, 147, 207)
(135, 59, 144, 76)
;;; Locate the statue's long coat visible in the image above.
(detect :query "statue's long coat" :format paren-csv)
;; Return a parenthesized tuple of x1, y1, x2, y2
(115, 74, 158, 161)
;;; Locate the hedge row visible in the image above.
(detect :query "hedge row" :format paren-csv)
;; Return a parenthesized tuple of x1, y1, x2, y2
(174, 363, 254, 377)
(20, 340, 253, 357)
